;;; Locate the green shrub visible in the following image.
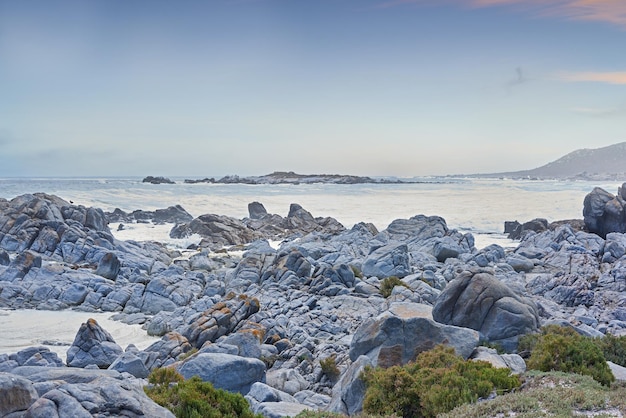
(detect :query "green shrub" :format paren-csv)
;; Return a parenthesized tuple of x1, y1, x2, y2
(177, 347, 199, 361)
(379, 276, 409, 298)
(520, 325, 615, 387)
(597, 333, 626, 367)
(361, 345, 521, 418)
(350, 265, 363, 279)
(320, 355, 340, 380)
(144, 368, 262, 418)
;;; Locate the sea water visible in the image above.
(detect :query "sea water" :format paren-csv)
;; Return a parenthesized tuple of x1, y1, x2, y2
(0, 176, 621, 357)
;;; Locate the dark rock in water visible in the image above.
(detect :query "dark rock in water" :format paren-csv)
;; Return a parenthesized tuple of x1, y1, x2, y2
(95, 252, 120, 280)
(66, 319, 123, 368)
(507, 218, 548, 240)
(248, 201, 268, 220)
(170, 214, 263, 249)
(432, 268, 540, 351)
(504, 221, 520, 235)
(584, 185, 626, 238)
(106, 205, 193, 224)
(142, 176, 175, 184)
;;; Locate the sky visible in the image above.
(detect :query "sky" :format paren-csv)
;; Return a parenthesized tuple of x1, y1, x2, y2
(0, 0, 624, 177)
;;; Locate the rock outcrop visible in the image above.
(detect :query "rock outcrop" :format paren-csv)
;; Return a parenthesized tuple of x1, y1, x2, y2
(66, 319, 123, 368)
(432, 269, 540, 351)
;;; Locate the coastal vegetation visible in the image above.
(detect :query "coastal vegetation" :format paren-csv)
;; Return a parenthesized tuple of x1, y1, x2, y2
(519, 325, 615, 386)
(144, 367, 262, 418)
(379, 276, 409, 298)
(360, 345, 521, 417)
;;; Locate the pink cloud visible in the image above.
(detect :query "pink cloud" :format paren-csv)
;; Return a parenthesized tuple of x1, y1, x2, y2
(558, 71, 626, 84)
(376, 0, 626, 28)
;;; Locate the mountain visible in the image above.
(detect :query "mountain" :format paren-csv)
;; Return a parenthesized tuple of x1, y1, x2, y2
(478, 142, 626, 180)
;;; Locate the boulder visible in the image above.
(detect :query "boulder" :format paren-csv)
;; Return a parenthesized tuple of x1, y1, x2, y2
(177, 353, 266, 394)
(108, 351, 149, 378)
(327, 355, 373, 415)
(584, 186, 626, 237)
(169, 214, 263, 248)
(0, 372, 39, 416)
(183, 295, 260, 348)
(361, 243, 410, 279)
(470, 347, 526, 375)
(248, 202, 268, 220)
(142, 176, 174, 184)
(432, 269, 540, 351)
(95, 252, 121, 280)
(507, 218, 549, 240)
(66, 318, 123, 368)
(349, 302, 480, 367)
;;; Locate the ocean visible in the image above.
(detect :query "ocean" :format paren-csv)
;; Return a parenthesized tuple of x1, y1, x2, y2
(0, 176, 621, 358)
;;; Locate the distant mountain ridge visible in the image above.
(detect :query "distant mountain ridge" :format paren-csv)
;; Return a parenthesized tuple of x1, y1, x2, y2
(478, 142, 626, 180)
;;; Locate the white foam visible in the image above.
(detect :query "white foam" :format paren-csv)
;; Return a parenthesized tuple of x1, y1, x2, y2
(0, 309, 160, 361)
(110, 222, 202, 249)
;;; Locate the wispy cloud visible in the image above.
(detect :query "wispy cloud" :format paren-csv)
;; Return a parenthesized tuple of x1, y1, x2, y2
(375, 0, 626, 28)
(558, 71, 626, 84)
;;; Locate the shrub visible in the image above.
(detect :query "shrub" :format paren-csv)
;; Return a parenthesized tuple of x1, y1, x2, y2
(380, 276, 409, 298)
(597, 333, 626, 367)
(519, 325, 615, 387)
(177, 348, 199, 361)
(320, 355, 340, 380)
(144, 368, 262, 418)
(361, 345, 521, 418)
(350, 265, 363, 279)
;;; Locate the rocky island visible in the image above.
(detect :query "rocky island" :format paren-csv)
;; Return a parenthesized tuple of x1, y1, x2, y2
(184, 171, 419, 185)
(2, 185, 626, 416)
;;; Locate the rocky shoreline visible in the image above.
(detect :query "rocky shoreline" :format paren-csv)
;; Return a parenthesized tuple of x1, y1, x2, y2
(2, 185, 626, 416)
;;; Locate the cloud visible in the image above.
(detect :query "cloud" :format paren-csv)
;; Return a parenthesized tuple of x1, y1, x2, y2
(558, 71, 626, 84)
(375, 0, 626, 28)
(571, 105, 626, 117)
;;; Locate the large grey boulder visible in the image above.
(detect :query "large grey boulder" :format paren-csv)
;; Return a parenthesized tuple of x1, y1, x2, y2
(584, 185, 626, 238)
(432, 269, 540, 351)
(176, 353, 266, 394)
(108, 351, 150, 378)
(95, 252, 121, 280)
(0, 372, 39, 417)
(66, 318, 123, 368)
(361, 243, 410, 279)
(349, 302, 479, 367)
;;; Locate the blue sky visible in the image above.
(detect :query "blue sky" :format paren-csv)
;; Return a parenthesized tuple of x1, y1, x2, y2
(0, 0, 624, 177)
